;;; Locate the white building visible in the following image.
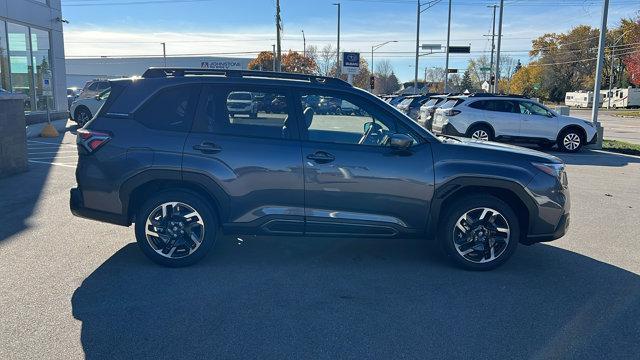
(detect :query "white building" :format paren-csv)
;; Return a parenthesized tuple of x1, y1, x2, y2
(0, 0, 67, 121)
(66, 56, 252, 88)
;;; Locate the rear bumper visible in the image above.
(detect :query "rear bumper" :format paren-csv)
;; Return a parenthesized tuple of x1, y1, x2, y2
(432, 122, 465, 137)
(70, 187, 130, 226)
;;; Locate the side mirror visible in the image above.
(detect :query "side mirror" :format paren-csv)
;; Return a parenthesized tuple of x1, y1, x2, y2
(389, 133, 413, 151)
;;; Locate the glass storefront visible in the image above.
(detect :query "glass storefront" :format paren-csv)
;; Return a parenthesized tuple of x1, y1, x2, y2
(0, 20, 54, 112)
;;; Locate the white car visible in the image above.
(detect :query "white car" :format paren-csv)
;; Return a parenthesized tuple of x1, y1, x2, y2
(432, 94, 598, 152)
(227, 91, 258, 118)
(70, 89, 110, 126)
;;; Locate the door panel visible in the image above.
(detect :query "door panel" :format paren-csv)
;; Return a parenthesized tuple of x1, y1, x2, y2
(303, 142, 434, 236)
(183, 85, 305, 235)
(517, 101, 558, 140)
(297, 90, 434, 236)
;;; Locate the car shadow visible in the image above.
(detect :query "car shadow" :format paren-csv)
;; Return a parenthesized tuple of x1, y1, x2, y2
(0, 135, 67, 243)
(72, 236, 640, 359)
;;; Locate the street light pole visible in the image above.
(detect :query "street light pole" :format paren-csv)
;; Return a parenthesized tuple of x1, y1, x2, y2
(371, 40, 398, 91)
(302, 30, 306, 57)
(488, 4, 497, 93)
(443, 0, 452, 93)
(333, 3, 341, 77)
(591, 0, 609, 149)
(161, 42, 167, 66)
(272, 44, 276, 71)
(275, 0, 282, 72)
(413, 0, 421, 94)
(495, 0, 504, 93)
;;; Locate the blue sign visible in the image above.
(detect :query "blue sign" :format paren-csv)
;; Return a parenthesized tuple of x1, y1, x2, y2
(341, 52, 360, 74)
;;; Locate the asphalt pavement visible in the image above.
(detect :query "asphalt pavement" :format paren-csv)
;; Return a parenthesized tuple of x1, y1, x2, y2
(1, 129, 639, 359)
(571, 109, 640, 145)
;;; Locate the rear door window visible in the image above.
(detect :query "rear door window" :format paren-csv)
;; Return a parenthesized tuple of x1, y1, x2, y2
(134, 85, 200, 132)
(194, 86, 295, 140)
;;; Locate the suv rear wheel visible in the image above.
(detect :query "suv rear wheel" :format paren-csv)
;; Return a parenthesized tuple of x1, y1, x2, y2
(135, 190, 217, 267)
(558, 128, 584, 152)
(439, 194, 519, 271)
(468, 124, 494, 141)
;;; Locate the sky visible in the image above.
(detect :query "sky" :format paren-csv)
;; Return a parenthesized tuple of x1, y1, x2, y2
(60, 0, 639, 82)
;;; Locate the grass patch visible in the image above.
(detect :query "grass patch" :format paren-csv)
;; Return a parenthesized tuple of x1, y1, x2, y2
(611, 110, 640, 118)
(602, 140, 640, 156)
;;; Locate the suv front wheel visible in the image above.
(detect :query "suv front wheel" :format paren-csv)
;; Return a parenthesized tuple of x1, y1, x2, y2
(135, 190, 218, 267)
(439, 194, 519, 271)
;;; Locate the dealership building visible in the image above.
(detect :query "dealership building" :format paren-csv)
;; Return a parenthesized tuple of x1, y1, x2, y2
(1, 0, 67, 122)
(65, 56, 251, 89)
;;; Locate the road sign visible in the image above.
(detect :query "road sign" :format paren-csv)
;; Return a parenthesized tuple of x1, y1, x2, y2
(480, 66, 491, 72)
(447, 69, 458, 74)
(448, 46, 471, 54)
(421, 44, 441, 51)
(42, 70, 53, 96)
(341, 52, 360, 75)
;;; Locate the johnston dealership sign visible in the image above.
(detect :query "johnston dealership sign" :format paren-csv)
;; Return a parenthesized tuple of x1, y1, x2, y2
(200, 61, 242, 69)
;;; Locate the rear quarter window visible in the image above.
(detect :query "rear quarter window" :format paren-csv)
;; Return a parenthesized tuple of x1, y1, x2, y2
(134, 85, 200, 132)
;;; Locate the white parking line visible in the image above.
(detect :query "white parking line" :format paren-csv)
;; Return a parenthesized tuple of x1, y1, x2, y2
(28, 151, 78, 155)
(29, 155, 79, 160)
(28, 160, 76, 168)
(27, 140, 77, 147)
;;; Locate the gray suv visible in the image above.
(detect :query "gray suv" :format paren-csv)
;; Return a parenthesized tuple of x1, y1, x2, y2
(70, 68, 570, 271)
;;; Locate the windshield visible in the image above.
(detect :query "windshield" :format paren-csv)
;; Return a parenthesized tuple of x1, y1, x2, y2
(228, 92, 252, 101)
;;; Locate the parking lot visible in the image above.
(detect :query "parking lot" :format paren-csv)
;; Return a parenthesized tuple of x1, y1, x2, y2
(571, 109, 640, 145)
(1, 126, 639, 359)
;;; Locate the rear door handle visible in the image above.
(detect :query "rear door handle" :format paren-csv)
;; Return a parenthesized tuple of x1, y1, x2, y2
(306, 151, 335, 163)
(193, 142, 221, 154)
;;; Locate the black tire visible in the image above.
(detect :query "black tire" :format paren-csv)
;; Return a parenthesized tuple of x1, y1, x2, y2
(74, 107, 92, 126)
(557, 128, 584, 152)
(439, 194, 519, 271)
(467, 124, 494, 141)
(135, 189, 218, 267)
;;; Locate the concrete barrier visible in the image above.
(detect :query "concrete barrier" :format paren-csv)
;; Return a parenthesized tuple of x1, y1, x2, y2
(0, 94, 28, 177)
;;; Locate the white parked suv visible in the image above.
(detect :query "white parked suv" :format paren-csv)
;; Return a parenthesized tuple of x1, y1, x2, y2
(432, 94, 598, 152)
(70, 88, 110, 126)
(227, 91, 258, 118)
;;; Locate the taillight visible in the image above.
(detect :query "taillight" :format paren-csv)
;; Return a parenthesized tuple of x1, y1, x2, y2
(444, 109, 461, 116)
(77, 128, 111, 153)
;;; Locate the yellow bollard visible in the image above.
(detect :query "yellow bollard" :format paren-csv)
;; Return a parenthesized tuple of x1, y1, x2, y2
(40, 122, 59, 138)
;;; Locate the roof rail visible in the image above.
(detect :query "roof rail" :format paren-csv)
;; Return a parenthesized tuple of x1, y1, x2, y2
(141, 67, 351, 87)
(468, 92, 529, 99)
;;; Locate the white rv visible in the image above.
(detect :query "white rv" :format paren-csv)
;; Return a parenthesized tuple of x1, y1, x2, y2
(565, 91, 594, 108)
(602, 87, 640, 109)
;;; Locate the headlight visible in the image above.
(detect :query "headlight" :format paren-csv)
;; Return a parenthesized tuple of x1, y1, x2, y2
(533, 162, 565, 178)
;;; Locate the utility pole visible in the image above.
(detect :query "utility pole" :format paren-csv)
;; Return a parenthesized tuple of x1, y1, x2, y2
(275, 0, 282, 72)
(161, 42, 167, 66)
(334, 3, 341, 77)
(301, 30, 306, 57)
(443, 0, 452, 93)
(371, 40, 398, 91)
(488, 4, 497, 93)
(413, 0, 421, 94)
(495, 0, 504, 93)
(272, 44, 276, 71)
(591, 0, 609, 149)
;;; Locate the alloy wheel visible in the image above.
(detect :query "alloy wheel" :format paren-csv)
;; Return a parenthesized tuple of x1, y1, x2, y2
(452, 207, 510, 264)
(471, 130, 490, 141)
(563, 133, 581, 151)
(77, 111, 91, 125)
(144, 202, 205, 259)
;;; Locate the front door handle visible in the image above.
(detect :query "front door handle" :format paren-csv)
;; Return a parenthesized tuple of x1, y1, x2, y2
(193, 142, 221, 154)
(306, 151, 335, 163)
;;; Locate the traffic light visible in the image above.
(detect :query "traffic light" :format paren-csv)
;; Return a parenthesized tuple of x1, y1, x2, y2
(370, 76, 375, 90)
(490, 74, 495, 86)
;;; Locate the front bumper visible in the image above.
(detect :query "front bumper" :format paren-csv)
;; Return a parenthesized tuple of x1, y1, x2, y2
(524, 213, 570, 244)
(587, 131, 598, 144)
(70, 188, 129, 226)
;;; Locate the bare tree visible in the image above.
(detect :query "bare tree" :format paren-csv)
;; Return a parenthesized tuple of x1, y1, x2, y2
(375, 59, 394, 77)
(318, 44, 336, 76)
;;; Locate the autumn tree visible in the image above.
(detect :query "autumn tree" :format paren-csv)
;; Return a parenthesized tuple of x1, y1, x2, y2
(620, 15, 640, 86)
(248, 50, 317, 74)
(507, 63, 544, 98)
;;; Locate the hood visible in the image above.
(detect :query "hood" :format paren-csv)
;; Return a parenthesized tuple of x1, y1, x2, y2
(448, 137, 563, 164)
